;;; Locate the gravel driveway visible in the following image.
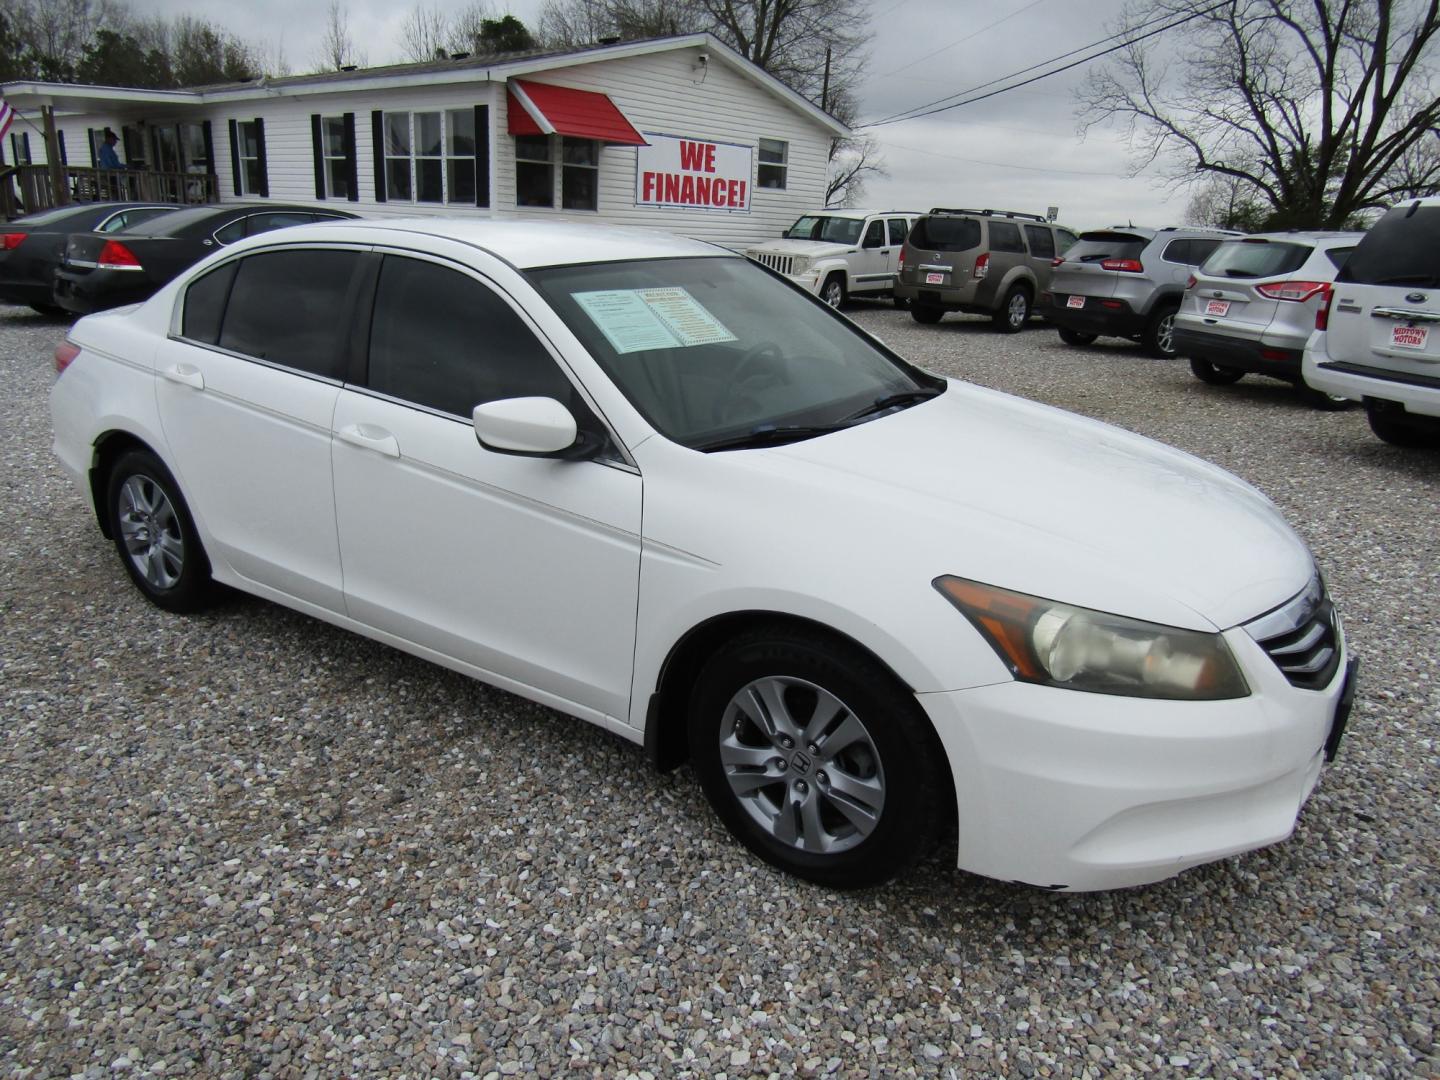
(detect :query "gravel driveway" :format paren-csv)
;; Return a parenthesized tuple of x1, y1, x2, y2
(2, 299, 1436, 1078)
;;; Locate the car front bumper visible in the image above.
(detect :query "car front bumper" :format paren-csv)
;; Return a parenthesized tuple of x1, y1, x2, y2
(918, 625, 1353, 891)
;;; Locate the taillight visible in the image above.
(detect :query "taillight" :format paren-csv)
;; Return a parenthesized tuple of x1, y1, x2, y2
(97, 240, 142, 270)
(1100, 258, 1144, 272)
(1051, 256, 1065, 267)
(1256, 280, 1330, 303)
(54, 339, 81, 374)
(1185, 274, 1196, 289)
(973, 252, 990, 279)
(1315, 286, 1334, 331)
(897, 251, 906, 272)
(2, 233, 27, 250)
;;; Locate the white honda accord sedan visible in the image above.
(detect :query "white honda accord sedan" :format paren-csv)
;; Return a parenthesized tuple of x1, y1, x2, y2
(50, 218, 1357, 891)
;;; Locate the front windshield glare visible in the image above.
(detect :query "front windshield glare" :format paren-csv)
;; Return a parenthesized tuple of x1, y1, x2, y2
(528, 256, 937, 449)
(783, 216, 863, 244)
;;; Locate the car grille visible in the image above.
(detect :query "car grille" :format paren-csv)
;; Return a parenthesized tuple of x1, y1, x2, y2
(1242, 575, 1341, 690)
(747, 251, 800, 276)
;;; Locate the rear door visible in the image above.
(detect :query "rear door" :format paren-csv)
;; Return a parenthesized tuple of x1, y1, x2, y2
(1329, 203, 1440, 370)
(1185, 239, 1315, 342)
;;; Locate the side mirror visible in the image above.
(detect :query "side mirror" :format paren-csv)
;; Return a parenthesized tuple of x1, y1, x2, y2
(472, 396, 596, 459)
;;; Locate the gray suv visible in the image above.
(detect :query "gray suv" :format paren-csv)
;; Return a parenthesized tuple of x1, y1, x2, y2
(893, 209, 1079, 332)
(1044, 226, 1240, 356)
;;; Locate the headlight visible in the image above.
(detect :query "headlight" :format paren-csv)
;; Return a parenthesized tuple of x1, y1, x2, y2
(934, 576, 1249, 701)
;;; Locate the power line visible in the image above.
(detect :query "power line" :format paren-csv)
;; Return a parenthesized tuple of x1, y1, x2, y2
(881, 139, 1135, 177)
(868, 0, 1053, 82)
(861, 0, 1228, 129)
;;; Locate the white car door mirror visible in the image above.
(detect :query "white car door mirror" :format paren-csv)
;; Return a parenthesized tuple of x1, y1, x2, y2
(472, 396, 592, 459)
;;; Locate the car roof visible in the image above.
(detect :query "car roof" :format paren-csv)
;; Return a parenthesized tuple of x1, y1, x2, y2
(119, 204, 348, 236)
(245, 217, 733, 269)
(1220, 231, 1363, 244)
(796, 209, 921, 218)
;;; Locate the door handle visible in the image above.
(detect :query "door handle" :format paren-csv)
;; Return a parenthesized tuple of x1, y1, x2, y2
(161, 363, 204, 389)
(337, 423, 400, 458)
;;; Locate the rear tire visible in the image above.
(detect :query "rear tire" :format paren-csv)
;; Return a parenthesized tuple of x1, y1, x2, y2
(994, 286, 1030, 333)
(1058, 327, 1098, 346)
(1143, 305, 1179, 357)
(688, 625, 943, 888)
(1189, 357, 1244, 385)
(1366, 403, 1440, 447)
(105, 449, 213, 613)
(911, 305, 943, 325)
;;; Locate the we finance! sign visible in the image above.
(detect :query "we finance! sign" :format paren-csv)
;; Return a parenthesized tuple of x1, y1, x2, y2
(636, 134, 752, 212)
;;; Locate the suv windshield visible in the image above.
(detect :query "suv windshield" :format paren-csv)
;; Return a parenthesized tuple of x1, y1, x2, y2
(784, 216, 865, 244)
(1336, 203, 1440, 287)
(1200, 239, 1310, 279)
(528, 256, 940, 450)
(908, 216, 982, 252)
(1063, 232, 1148, 263)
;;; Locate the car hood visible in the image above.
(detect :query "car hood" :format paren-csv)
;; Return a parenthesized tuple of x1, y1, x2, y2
(640, 381, 1312, 632)
(746, 238, 857, 259)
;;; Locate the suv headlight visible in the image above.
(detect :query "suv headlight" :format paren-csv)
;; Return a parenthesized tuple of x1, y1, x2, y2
(934, 576, 1249, 701)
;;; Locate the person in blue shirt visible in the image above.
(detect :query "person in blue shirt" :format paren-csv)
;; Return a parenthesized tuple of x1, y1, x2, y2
(97, 128, 122, 170)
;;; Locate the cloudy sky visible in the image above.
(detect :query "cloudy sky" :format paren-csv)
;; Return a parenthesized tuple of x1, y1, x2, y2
(130, 0, 1192, 229)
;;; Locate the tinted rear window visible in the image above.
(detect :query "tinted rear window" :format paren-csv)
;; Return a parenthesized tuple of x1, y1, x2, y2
(909, 216, 981, 252)
(1337, 204, 1440, 287)
(1063, 233, 1148, 263)
(1200, 240, 1310, 279)
(181, 261, 238, 344)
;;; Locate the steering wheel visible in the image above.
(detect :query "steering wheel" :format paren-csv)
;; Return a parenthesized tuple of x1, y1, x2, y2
(716, 342, 786, 425)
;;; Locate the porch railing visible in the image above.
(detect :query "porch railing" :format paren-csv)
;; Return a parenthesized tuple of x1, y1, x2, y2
(1, 164, 220, 219)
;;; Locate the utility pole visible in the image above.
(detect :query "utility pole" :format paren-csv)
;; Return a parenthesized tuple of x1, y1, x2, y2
(821, 45, 831, 113)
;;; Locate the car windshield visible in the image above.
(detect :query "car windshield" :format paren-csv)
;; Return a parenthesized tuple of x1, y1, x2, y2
(1336, 203, 1440, 287)
(784, 216, 864, 244)
(527, 256, 941, 451)
(1199, 239, 1311, 279)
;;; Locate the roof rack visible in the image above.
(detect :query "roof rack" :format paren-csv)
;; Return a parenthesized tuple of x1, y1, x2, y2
(928, 207, 1048, 223)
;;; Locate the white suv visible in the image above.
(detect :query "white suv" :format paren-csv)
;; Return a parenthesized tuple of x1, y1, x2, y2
(745, 209, 921, 308)
(1304, 196, 1440, 446)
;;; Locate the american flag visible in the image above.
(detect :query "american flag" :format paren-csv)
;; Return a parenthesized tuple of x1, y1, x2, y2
(0, 99, 13, 142)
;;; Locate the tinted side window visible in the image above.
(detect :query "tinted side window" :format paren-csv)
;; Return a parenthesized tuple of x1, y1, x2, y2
(909, 216, 981, 252)
(863, 220, 885, 247)
(888, 218, 909, 245)
(1337, 204, 1440, 285)
(218, 249, 359, 377)
(247, 212, 314, 236)
(181, 261, 238, 344)
(367, 256, 573, 417)
(1023, 225, 1055, 260)
(988, 221, 1024, 253)
(1161, 239, 1192, 264)
(214, 218, 245, 245)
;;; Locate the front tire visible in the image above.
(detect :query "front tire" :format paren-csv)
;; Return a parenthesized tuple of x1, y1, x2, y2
(820, 274, 846, 309)
(1058, 327, 1098, 346)
(105, 449, 213, 613)
(1144, 305, 1179, 357)
(688, 626, 943, 888)
(1189, 357, 1244, 385)
(994, 286, 1030, 333)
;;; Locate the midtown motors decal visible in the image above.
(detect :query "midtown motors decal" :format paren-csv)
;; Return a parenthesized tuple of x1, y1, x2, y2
(636, 133, 752, 212)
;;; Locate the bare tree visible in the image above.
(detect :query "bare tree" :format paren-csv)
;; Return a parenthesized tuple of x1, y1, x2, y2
(447, 1, 494, 54)
(1079, 0, 1440, 228)
(826, 133, 884, 206)
(537, 0, 691, 46)
(1185, 172, 1268, 231)
(313, 0, 363, 71)
(400, 2, 452, 61)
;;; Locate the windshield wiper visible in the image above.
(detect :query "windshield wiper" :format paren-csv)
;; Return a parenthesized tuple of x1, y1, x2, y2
(842, 388, 943, 422)
(695, 423, 849, 453)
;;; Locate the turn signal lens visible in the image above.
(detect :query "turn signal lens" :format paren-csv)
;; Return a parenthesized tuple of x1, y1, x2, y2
(97, 240, 142, 269)
(2, 233, 27, 250)
(54, 339, 81, 374)
(1100, 258, 1144, 272)
(1256, 280, 1329, 303)
(933, 576, 1250, 701)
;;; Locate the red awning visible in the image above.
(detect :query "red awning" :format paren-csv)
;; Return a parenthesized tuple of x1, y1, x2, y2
(507, 79, 647, 145)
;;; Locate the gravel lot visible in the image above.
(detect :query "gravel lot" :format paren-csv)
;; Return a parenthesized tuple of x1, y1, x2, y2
(2, 298, 1437, 1079)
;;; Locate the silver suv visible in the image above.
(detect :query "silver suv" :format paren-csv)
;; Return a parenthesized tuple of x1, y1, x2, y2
(1303, 196, 1440, 446)
(893, 209, 1079, 332)
(1045, 226, 1240, 356)
(1175, 232, 1361, 408)
(745, 210, 921, 308)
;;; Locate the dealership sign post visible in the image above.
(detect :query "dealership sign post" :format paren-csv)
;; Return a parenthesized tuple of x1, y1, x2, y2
(636, 133, 752, 212)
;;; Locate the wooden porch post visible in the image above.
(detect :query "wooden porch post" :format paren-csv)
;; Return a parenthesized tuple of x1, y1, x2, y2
(41, 105, 70, 207)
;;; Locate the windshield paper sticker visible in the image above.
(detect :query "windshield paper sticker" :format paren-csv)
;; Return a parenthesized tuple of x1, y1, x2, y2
(575, 287, 738, 354)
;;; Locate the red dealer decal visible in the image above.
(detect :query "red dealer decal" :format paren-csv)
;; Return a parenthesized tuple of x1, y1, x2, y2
(635, 133, 753, 212)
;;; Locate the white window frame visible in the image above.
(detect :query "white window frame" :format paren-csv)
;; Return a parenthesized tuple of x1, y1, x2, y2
(321, 115, 349, 200)
(758, 137, 788, 190)
(513, 134, 600, 212)
(384, 109, 476, 205)
(444, 109, 476, 207)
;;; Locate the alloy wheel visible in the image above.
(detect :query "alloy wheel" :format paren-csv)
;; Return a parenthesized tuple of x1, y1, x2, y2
(118, 474, 184, 590)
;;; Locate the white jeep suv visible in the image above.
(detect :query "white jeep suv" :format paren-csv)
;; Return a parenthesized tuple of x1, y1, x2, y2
(1303, 196, 1440, 446)
(745, 209, 920, 308)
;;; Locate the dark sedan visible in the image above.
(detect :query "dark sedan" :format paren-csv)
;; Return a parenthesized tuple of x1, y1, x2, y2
(1, 202, 179, 314)
(53, 203, 360, 315)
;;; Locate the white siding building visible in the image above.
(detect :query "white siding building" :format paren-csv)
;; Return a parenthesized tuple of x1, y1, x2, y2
(0, 34, 847, 248)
